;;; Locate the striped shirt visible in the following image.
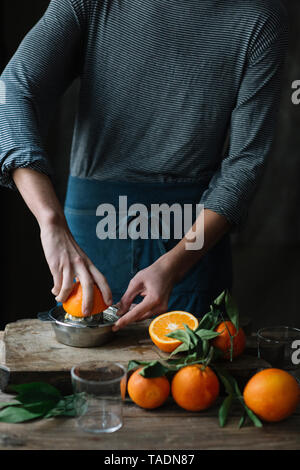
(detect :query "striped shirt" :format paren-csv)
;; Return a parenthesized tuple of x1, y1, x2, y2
(0, 0, 288, 224)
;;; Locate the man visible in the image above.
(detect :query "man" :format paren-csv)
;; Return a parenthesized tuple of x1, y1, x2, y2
(0, 0, 288, 330)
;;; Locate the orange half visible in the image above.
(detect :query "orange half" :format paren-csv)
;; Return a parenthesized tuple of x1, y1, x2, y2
(149, 311, 199, 353)
(63, 281, 108, 317)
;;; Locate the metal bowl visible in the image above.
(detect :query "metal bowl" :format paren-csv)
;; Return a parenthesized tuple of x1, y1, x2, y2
(39, 305, 119, 348)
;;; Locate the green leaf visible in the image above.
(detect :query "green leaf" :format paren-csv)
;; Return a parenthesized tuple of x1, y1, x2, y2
(22, 400, 59, 415)
(139, 361, 170, 378)
(196, 312, 214, 330)
(11, 382, 62, 404)
(203, 346, 215, 367)
(0, 406, 43, 423)
(183, 324, 199, 347)
(225, 291, 239, 330)
(219, 395, 233, 427)
(0, 401, 20, 409)
(214, 368, 234, 396)
(169, 342, 191, 357)
(127, 360, 152, 372)
(220, 371, 263, 429)
(238, 413, 246, 429)
(243, 406, 263, 428)
(166, 329, 191, 347)
(214, 290, 226, 307)
(45, 396, 77, 418)
(195, 329, 220, 341)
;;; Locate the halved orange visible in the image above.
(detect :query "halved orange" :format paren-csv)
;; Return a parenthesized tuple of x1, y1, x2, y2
(149, 311, 199, 353)
(63, 281, 108, 317)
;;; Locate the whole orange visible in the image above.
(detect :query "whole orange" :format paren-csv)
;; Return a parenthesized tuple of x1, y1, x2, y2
(171, 364, 220, 411)
(212, 321, 246, 359)
(243, 368, 300, 422)
(127, 368, 170, 409)
(63, 281, 108, 317)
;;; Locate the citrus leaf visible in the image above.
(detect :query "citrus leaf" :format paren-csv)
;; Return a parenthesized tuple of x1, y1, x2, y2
(213, 368, 234, 396)
(227, 374, 263, 429)
(127, 360, 151, 372)
(22, 400, 59, 415)
(238, 413, 246, 429)
(225, 291, 239, 330)
(203, 346, 215, 367)
(213, 290, 226, 307)
(11, 382, 62, 404)
(0, 401, 20, 409)
(0, 406, 43, 423)
(243, 406, 263, 428)
(169, 342, 191, 357)
(183, 324, 199, 346)
(219, 395, 233, 427)
(196, 312, 214, 330)
(139, 361, 170, 378)
(196, 329, 220, 341)
(166, 329, 191, 347)
(45, 396, 77, 418)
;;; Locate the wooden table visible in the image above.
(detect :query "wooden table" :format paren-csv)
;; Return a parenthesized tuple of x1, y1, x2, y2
(0, 321, 299, 450)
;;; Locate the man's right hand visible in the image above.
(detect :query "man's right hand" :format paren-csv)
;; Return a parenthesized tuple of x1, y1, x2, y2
(13, 168, 112, 315)
(40, 222, 112, 315)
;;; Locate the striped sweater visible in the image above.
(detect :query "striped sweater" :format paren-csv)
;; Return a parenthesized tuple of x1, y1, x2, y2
(0, 0, 288, 224)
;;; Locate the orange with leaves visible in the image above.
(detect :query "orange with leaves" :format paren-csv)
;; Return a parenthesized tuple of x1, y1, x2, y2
(212, 321, 246, 359)
(149, 311, 199, 353)
(171, 364, 220, 411)
(127, 368, 170, 409)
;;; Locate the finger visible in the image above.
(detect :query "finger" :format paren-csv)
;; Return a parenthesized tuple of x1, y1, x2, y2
(51, 270, 63, 297)
(136, 312, 153, 322)
(118, 280, 143, 316)
(76, 270, 95, 316)
(115, 302, 137, 316)
(55, 268, 75, 303)
(113, 297, 154, 331)
(136, 306, 163, 322)
(89, 264, 113, 306)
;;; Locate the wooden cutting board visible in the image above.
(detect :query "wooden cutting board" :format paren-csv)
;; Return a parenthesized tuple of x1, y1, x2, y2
(0, 319, 269, 393)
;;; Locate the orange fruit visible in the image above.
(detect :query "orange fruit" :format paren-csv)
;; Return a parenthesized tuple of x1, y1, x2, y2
(127, 368, 170, 409)
(212, 321, 246, 359)
(149, 311, 199, 353)
(62, 281, 108, 317)
(243, 368, 300, 422)
(171, 364, 220, 411)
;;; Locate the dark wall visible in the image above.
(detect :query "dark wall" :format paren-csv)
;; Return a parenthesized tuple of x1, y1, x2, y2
(0, 0, 299, 330)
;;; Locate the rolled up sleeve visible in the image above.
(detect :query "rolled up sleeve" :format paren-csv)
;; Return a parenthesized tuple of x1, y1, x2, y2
(201, 6, 289, 226)
(0, 0, 83, 189)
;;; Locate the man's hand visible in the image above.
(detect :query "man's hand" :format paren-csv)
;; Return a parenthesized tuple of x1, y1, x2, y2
(112, 258, 176, 331)
(113, 209, 231, 331)
(40, 222, 112, 315)
(12, 168, 113, 315)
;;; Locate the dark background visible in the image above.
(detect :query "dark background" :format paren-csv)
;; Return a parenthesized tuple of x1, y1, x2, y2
(0, 0, 299, 331)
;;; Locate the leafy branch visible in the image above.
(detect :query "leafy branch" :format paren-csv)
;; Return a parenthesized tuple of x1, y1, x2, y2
(128, 289, 262, 428)
(0, 382, 77, 423)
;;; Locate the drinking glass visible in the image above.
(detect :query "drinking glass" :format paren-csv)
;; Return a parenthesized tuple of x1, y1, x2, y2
(257, 326, 300, 381)
(71, 361, 127, 434)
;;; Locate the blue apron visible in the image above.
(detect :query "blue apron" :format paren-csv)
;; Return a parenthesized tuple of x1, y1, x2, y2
(64, 176, 232, 317)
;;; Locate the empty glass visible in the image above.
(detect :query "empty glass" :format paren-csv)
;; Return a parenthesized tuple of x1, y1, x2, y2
(257, 326, 300, 381)
(71, 361, 127, 434)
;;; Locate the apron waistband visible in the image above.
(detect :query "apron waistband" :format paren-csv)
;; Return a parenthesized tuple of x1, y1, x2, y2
(65, 176, 209, 210)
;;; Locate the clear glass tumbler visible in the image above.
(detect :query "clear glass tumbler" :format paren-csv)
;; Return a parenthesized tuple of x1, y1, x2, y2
(71, 361, 127, 434)
(257, 326, 300, 381)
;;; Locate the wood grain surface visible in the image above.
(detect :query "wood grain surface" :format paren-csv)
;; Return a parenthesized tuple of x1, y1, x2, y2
(0, 391, 299, 450)
(0, 320, 299, 450)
